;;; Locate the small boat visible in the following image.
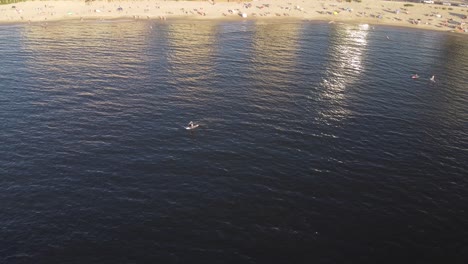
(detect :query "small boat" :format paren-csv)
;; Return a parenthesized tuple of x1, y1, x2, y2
(412, 74, 419, 79)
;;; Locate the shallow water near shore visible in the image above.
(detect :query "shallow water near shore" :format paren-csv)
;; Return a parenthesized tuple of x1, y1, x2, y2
(0, 20, 467, 263)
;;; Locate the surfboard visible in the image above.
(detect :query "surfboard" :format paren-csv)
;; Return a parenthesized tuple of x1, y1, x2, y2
(186, 124, 199, 130)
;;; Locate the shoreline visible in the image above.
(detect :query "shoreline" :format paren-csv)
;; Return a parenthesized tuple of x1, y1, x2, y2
(0, 0, 466, 34)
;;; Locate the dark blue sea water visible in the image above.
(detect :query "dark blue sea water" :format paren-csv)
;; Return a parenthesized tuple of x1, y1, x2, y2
(0, 20, 467, 264)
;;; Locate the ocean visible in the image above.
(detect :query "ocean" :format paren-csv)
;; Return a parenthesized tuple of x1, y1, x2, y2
(0, 20, 467, 263)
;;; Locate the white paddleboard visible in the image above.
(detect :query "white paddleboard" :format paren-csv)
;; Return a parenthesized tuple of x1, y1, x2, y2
(186, 124, 199, 130)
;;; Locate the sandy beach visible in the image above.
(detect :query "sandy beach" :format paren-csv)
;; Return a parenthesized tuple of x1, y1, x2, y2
(0, 0, 467, 33)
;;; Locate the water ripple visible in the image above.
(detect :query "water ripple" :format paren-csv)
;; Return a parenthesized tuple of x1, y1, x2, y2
(0, 20, 467, 263)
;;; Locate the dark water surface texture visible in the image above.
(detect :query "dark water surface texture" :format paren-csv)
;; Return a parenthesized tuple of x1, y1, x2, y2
(0, 20, 467, 264)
